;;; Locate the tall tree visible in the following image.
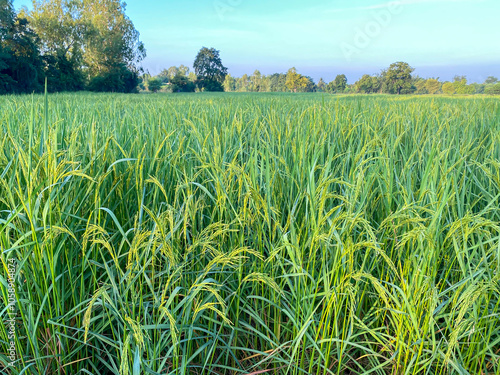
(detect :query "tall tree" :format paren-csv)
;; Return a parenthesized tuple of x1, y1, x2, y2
(147, 77, 162, 92)
(383, 62, 414, 95)
(425, 78, 441, 94)
(452, 77, 474, 94)
(355, 74, 380, 94)
(250, 69, 262, 92)
(26, 0, 85, 59)
(0, 0, 16, 92)
(82, 0, 145, 92)
(485, 83, 500, 95)
(223, 73, 236, 92)
(193, 47, 227, 91)
(26, 0, 86, 91)
(285, 67, 310, 92)
(24, 0, 145, 92)
(327, 74, 347, 93)
(442, 82, 455, 95)
(0, 1, 44, 93)
(316, 78, 326, 92)
(236, 74, 250, 92)
(268, 73, 286, 92)
(285, 67, 301, 92)
(334, 74, 347, 93)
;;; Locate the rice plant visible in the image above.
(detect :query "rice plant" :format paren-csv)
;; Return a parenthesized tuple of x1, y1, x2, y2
(0, 92, 499, 374)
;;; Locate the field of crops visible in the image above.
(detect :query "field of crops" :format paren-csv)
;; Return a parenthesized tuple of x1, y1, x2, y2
(0, 92, 499, 374)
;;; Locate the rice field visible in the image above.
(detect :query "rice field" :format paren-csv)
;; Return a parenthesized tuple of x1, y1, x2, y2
(0, 92, 499, 374)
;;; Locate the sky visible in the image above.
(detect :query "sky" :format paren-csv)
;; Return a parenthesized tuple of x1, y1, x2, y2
(13, 0, 500, 83)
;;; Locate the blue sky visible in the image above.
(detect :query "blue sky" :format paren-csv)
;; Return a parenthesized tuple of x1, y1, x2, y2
(13, 0, 500, 83)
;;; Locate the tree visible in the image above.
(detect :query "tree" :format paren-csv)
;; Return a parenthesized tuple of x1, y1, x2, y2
(453, 75, 466, 82)
(43, 53, 84, 91)
(355, 74, 380, 94)
(413, 76, 427, 94)
(82, 0, 145, 92)
(442, 82, 455, 95)
(0, 0, 17, 92)
(193, 47, 227, 91)
(0, 3, 44, 93)
(223, 73, 236, 92)
(383, 62, 414, 95)
(285, 67, 310, 92)
(147, 77, 162, 92)
(285, 67, 301, 92)
(333, 74, 347, 93)
(485, 83, 500, 95)
(425, 79, 441, 94)
(188, 71, 197, 83)
(268, 73, 286, 92)
(236, 74, 250, 92)
(260, 75, 271, 92)
(316, 78, 326, 92)
(470, 83, 485, 94)
(87, 63, 139, 92)
(303, 76, 316, 92)
(484, 76, 498, 85)
(250, 70, 262, 92)
(157, 65, 190, 83)
(25, 0, 145, 92)
(25, 0, 85, 57)
(170, 72, 195, 92)
(25, 0, 85, 91)
(327, 74, 347, 93)
(452, 78, 474, 94)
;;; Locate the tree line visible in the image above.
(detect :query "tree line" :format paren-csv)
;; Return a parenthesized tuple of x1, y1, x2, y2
(144, 51, 500, 95)
(0, 0, 145, 94)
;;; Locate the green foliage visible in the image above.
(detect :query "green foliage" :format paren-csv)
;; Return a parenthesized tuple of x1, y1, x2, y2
(442, 81, 455, 95)
(223, 73, 236, 92)
(383, 61, 414, 95)
(452, 78, 475, 94)
(82, 0, 145, 75)
(355, 74, 381, 93)
(169, 72, 195, 92)
(471, 83, 485, 94)
(326, 74, 347, 93)
(285, 67, 315, 92)
(88, 63, 139, 93)
(316, 77, 326, 92)
(484, 76, 498, 84)
(193, 46, 227, 91)
(268, 72, 287, 92)
(485, 82, 500, 95)
(425, 78, 441, 94)
(1, 93, 499, 375)
(43, 53, 84, 92)
(0, 3, 44, 94)
(157, 65, 190, 84)
(147, 77, 162, 92)
(413, 77, 428, 94)
(23, 0, 145, 93)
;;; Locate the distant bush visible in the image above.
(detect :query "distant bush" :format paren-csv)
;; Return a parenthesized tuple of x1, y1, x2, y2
(485, 83, 500, 95)
(170, 73, 196, 92)
(442, 82, 455, 95)
(88, 65, 140, 93)
(147, 78, 163, 93)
